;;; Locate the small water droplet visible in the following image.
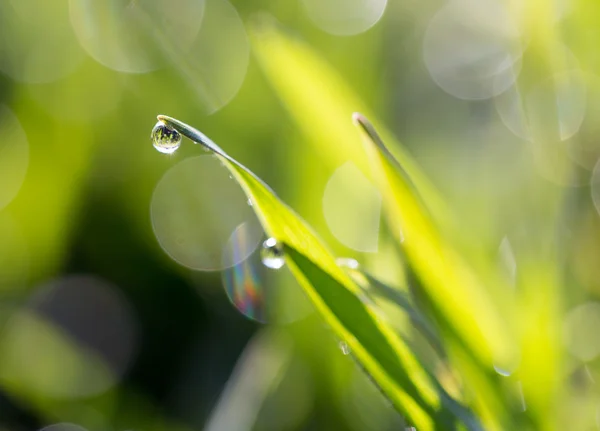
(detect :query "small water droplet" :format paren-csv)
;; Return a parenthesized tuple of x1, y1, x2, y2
(336, 257, 360, 270)
(151, 121, 181, 154)
(493, 364, 512, 377)
(339, 340, 351, 355)
(261, 237, 285, 269)
(229, 175, 233, 179)
(247, 198, 253, 206)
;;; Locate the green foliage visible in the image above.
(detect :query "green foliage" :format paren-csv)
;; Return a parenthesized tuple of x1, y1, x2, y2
(158, 114, 477, 430)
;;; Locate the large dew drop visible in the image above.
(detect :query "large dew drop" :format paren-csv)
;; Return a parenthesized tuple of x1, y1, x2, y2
(261, 238, 285, 270)
(151, 121, 182, 154)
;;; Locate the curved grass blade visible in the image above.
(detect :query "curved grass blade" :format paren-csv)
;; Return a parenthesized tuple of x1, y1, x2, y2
(353, 113, 520, 429)
(155, 115, 476, 431)
(249, 17, 449, 224)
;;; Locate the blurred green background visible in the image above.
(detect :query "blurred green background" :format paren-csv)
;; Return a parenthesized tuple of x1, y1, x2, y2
(2, 0, 600, 430)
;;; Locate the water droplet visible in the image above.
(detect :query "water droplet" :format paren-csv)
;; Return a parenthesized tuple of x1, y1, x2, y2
(339, 340, 351, 355)
(151, 121, 181, 154)
(247, 198, 253, 207)
(336, 257, 360, 270)
(261, 238, 285, 269)
(493, 364, 512, 377)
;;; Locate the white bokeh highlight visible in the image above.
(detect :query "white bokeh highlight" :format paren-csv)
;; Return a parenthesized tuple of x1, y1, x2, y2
(423, 0, 523, 100)
(323, 162, 381, 252)
(151, 155, 262, 271)
(69, 0, 205, 73)
(302, 0, 387, 36)
(495, 49, 586, 142)
(180, 0, 250, 114)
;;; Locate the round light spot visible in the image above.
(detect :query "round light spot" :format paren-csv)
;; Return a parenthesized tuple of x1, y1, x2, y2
(0, 275, 138, 398)
(178, 0, 250, 113)
(222, 227, 312, 323)
(323, 162, 381, 252)
(495, 49, 586, 142)
(0, 1, 84, 83)
(69, 0, 204, 73)
(151, 155, 262, 271)
(301, 0, 388, 36)
(0, 106, 29, 212)
(423, 0, 523, 100)
(495, 54, 588, 185)
(563, 302, 600, 362)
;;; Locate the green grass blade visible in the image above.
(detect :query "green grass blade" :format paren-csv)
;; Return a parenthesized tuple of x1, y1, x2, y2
(249, 18, 449, 224)
(352, 113, 523, 429)
(355, 271, 444, 356)
(353, 113, 514, 365)
(155, 115, 476, 431)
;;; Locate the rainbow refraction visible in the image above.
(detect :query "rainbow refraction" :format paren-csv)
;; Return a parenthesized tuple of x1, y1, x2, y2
(223, 226, 265, 322)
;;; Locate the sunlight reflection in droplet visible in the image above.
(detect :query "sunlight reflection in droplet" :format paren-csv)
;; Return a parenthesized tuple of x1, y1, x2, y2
(0, 275, 138, 398)
(0, 106, 29, 212)
(261, 237, 286, 270)
(301, 0, 388, 36)
(151, 155, 262, 271)
(69, 0, 205, 73)
(563, 302, 600, 362)
(0, 1, 84, 83)
(323, 162, 381, 252)
(423, 0, 522, 100)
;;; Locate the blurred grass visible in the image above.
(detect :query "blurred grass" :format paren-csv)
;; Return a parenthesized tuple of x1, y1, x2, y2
(1, 0, 600, 430)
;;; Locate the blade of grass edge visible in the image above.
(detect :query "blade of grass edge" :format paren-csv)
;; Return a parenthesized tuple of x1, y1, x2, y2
(248, 17, 450, 226)
(156, 115, 474, 430)
(353, 113, 520, 430)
